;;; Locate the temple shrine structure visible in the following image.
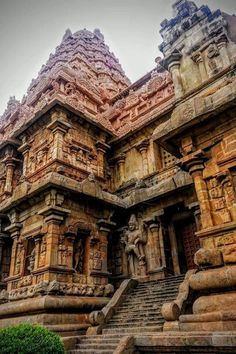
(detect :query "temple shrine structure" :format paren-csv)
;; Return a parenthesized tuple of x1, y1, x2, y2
(0, 1, 236, 352)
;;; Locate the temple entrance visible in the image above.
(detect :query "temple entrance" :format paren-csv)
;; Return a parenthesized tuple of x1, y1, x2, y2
(174, 217, 199, 274)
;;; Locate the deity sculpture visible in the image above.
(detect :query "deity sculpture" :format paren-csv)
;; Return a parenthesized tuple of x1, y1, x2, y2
(73, 238, 84, 273)
(121, 214, 147, 277)
(27, 248, 35, 274)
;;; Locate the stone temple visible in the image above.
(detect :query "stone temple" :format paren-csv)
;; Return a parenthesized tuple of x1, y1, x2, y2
(0, 0, 236, 352)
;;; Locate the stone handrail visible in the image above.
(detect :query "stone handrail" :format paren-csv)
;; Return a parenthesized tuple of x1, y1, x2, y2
(87, 278, 138, 335)
(161, 270, 196, 331)
(113, 336, 135, 354)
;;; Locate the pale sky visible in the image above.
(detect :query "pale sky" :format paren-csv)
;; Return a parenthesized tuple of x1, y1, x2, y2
(0, 0, 236, 115)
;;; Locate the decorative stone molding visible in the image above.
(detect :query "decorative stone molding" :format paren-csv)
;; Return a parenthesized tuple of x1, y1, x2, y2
(0, 279, 114, 302)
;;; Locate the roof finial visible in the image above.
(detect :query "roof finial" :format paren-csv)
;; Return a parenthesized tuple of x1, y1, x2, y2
(62, 28, 72, 41)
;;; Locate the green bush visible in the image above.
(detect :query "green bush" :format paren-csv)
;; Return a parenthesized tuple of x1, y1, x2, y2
(0, 324, 65, 354)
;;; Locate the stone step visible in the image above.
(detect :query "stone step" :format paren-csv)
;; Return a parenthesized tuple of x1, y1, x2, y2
(108, 316, 163, 324)
(136, 281, 183, 288)
(76, 339, 120, 345)
(138, 280, 183, 287)
(119, 298, 177, 306)
(111, 312, 163, 318)
(127, 291, 179, 297)
(69, 350, 114, 354)
(120, 295, 178, 303)
(76, 344, 118, 350)
(105, 322, 164, 329)
(118, 301, 174, 309)
(68, 276, 185, 352)
(126, 289, 179, 296)
(128, 287, 178, 299)
(125, 287, 178, 299)
(103, 325, 162, 334)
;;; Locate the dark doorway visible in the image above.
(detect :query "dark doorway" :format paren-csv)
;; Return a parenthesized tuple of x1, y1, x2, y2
(174, 217, 199, 274)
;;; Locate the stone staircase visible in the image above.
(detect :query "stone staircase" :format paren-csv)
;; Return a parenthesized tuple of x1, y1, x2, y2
(68, 334, 122, 354)
(68, 274, 184, 353)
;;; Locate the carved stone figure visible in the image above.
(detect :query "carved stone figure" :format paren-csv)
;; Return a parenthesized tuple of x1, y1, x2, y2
(38, 237, 47, 268)
(27, 248, 35, 274)
(74, 238, 84, 273)
(121, 214, 146, 277)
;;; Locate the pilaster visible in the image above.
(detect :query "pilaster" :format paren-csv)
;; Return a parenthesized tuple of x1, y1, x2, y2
(166, 52, 184, 99)
(91, 218, 116, 283)
(180, 151, 213, 230)
(137, 139, 150, 176)
(47, 111, 72, 161)
(95, 141, 110, 178)
(191, 52, 208, 83)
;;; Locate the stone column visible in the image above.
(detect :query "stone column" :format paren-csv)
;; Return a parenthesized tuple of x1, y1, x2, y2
(47, 111, 72, 161)
(64, 231, 76, 269)
(116, 154, 126, 185)
(95, 141, 110, 178)
(190, 170, 213, 230)
(95, 219, 116, 283)
(181, 153, 213, 230)
(18, 140, 31, 177)
(34, 235, 43, 270)
(5, 223, 22, 278)
(4, 160, 16, 194)
(38, 190, 70, 270)
(159, 221, 166, 269)
(188, 202, 201, 232)
(217, 37, 230, 69)
(167, 52, 184, 99)
(168, 222, 180, 275)
(45, 215, 65, 268)
(192, 52, 208, 83)
(147, 222, 162, 271)
(137, 140, 149, 176)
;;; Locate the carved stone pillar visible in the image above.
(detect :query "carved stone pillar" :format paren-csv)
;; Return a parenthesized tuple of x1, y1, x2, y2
(137, 140, 149, 176)
(5, 222, 22, 278)
(3, 160, 16, 194)
(191, 52, 208, 83)
(147, 221, 161, 271)
(158, 221, 166, 269)
(217, 37, 230, 68)
(47, 111, 72, 161)
(38, 190, 70, 269)
(188, 201, 201, 232)
(167, 52, 184, 99)
(168, 222, 180, 275)
(95, 141, 110, 178)
(64, 230, 76, 269)
(95, 219, 116, 283)
(34, 235, 43, 270)
(181, 152, 213, 230)
(18, 139, 31, 177)
(116, 154, 126, 185)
